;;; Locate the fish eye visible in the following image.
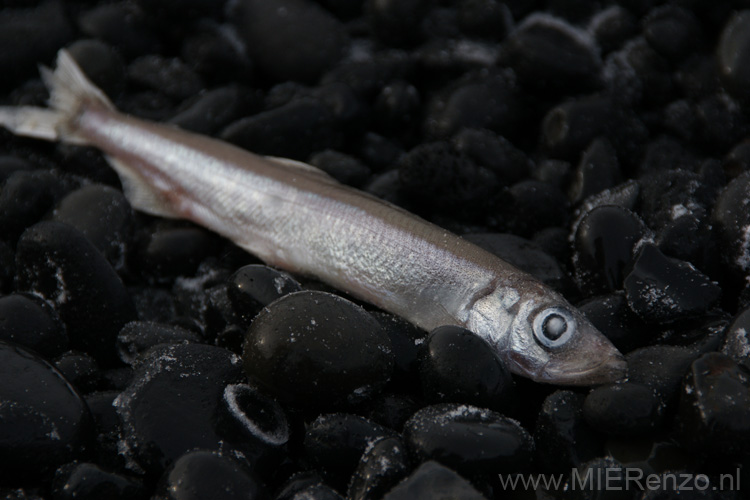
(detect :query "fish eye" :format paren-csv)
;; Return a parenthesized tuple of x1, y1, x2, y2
(532, 307, 576, 348)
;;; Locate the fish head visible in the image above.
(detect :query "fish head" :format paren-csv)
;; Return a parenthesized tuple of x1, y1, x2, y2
(468, 284, 627, 385)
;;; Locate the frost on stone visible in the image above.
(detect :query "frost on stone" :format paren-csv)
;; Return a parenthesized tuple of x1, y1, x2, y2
(723, 327, 750, 360)
(735, 224, 750, 271)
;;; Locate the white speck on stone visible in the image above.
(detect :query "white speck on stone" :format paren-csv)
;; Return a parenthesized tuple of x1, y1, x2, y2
(735, 225, 750, 271)
(273, 276, 286, 295)
(671, 204, 689, 220)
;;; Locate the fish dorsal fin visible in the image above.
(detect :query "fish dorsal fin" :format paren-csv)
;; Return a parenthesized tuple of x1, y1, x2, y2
(263, 155, 338, 183)
(106, 155, 180, 219)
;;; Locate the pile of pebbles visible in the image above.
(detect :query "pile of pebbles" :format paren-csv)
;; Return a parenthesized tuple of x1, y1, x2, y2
(1, 0, 750, 498)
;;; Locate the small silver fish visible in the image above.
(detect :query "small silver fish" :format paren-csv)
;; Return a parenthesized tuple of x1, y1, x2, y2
(0, 50, 627, 385)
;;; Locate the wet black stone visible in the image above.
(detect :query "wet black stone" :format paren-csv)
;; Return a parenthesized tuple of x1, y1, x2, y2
(417, 325, 514, 411)
(578, 293, 651, 353)
(531, 226, 571, 264)
(457, 0, 511, 40)
(359, 133, 405, 173)
(532, 159, 572, 188)
(627, 345, 701, 403)
(0, 155, 33, 184)
(0, 2, 73, 87)
(135, 0, 222, 19)
(640, 168, 718, 232)
(52, 184, 134, 272)
(364, 393, 420, 431)
(568, 138, 621, 204)
(424, 72, 525, 141)
(77, 2, 160, 58)
(583, 382, 665, 437)
(371, 312, 423, 389)
(54, 351, 102, 395)
(0, 240, 14, 294)
(694, 94, 748, 153)
(623, 244, 721, 325)
(127, 55, 204, 101)
(505, 180, 568, 236)
(656, 213, 716, 276)
(243, 291, 393, 410)
(322, 50, 412, 100)
(382, 461, 487, 500)
(347, 436, 410, 500)
(304, 413, 398, 488)
(365, 0, 430, 47)
(589, 6, 637, 55)
(308, 150, 372, 188)
(229, 0, 347, 83)
(562, 457, 629, 498)
(500, 14, 602, 95)
(181, 26, 254, 85)
(114, 343, 244, 474)
(712, 170, 750, 275)
(721, 307, 750, 369)
(372, 81, 421, 138)
(676, 353, 750, 458)
(15, 221, 137, 364)
(415, 39, 500, 73)
(404, 404, 534, 474)
(723, 140, 750, 179)
(155, 451, 268, 500)
(534, 391, 602, 474)
(84, 390, 125, 470)
(137, 225, 218, 282)
(643, 6, 702, 62)
(0, 293, 67, 358)
(65, 39, 126, 100)
(717, 10, 750, 101)
(51, 462, 146, 500)
(573, 205, 649, 293)
(116, 321, 201, 365)
(541, 94, 614, 160)
(0, 341, 92, 481)
(452, 129, 530, 184)
(226, 265, 300, 326)
(0, 170, 72, 243)
(604, 37, 674, 107)
(169, 86, 262, 136)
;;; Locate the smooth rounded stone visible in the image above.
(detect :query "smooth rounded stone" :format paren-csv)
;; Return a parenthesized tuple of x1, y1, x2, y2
(623, 244, 721, 325)
(541, 94, 614, 160)
(372, 81, 420, 137)
(359, 132, 405, 173)
(573, 206, 649, 293)
(717, 10, 750, 100)
(0, 155, 33, 184)
(304, 413, 398, 487)
(116, 321, 201, 365)
(127, 55, 204, 101)
(534, 391, 602, 474)
(583, 383, 665, 437)
(397, 142, 499, 218)
(84, 390, 125, 468)
(676, 353, 750, 457)
(0, 341, 92, 479)
(51, 462, 146, 500)
(181, 25, 254, 84)
(724, 140, 750, 179)
(695, 94, 748, 152)
(169, 86, 261, 135)
(627, 345, 701, 403)
(452, 129, 530, 184)
(532, 159, 572, 188)
(577, 293, 651, 353)
(172, 264, 234, 332)
(309, 150, 372, 187)
(382, 461, 487, 500)
(417, 325, 514, 411)
(562, 457, 628, 497)
(0, 240, 14, 293)
(415, 39, 501, 73)
(155, 451, 267, 500)
(424, 72, 525, 141)
(532, 226, 570, 264)
(322, 50, 412, 100)
(589, 6, 637, 55)
(643, 6, 702, 62)
(404, 404, 534, 474)
(505, 180, 569, 236)
(137, 225, 218, 282)
(0, 293, 67, 358)
(227, 264, 301, 325)
(65, 39, 126, 99)
(52, 184, 134, 272)
(365, 0, 430, 46)
(364, 393, 420, 431)
(77, 2, 161, 58)
(500, 14, 602, 95)
(712, 171, 750, 274)
(370, 312, 423, 389)
(457, 0, 512, 40)
(229, 0, 347, 83)
(15, 221, 137, 364)
(0, 2, 73, 86)
(655, 212, 715, 274)
(0, 170, 72, 242)
(347, 437, 410, 500)
(568, 138, 621, 204)
(54, 351, 102, 394)
(135, 0, 222, 19)
(571, 180, 640, 230)
(639, 169, 716, 231)
(276, 472, 343, 500)
(114, 344, 244, 474)
(604, 36, 675, 107)
(243, 291, 393, 410)
(721, 307, 750, 368)
(465, 233, 568, 292)
(128, 287, 178, 323)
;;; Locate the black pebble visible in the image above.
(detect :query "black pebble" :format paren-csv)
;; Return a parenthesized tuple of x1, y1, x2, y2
(676, 352, 750, 458)
(347, 436, 410, 500)
(643, 6, 702, 62)
(590, 6, 637, 55)
(309, 150, 372, 188)
(181, 26, 254, 85)
(137, 225, 217, 282)
(541, 94, 614, 159)
(372, 81, 421, 138)
(0, 293, 67, 358)
(0, 240, 15, 294)
(568, 138, 621, 204)
(365, 0, 430, 47)
(712, 171, 750, 276)
(114, 344, 244, 474)
(227, 264, 301, 326)
(276, 472, 344, 500)
(304, 413, 397, 488)
(506, 180, 568, 236)
(452, 129, 530, 185)
(243, 291, 393, 410)
(229, 0, 348, 83)
(52, 184, 134, 272)
(55, 351, 102, 394)
(127, 55, 204, 101)
(627, 345, 700, 404)
(52, 462, 146, 500)
(404, 404, 534, 474)
(322, 51, 412, 100)
(371, 312, 423, 390)
(578, 293, 651, 353)
(534, 391, 602, 474)
(717, 10, 750, 100)
(0, 341, 92, 481)
(65, 39, 126, 99)
(155, 450, 268, 500)
(623, 244, 721, 324)
(457, 0, 511, 40)
(583, 382, 665, 436)
(382, 461, 487, 500)
(169, 86, 261, 135)
(116, 321, 201, 365)
(721, 306, 750, 369)
(77, 2, 160, 58)
(573, 205, 648, 293)
(417, 325, 514, 411)
(15, 221, 137, 364)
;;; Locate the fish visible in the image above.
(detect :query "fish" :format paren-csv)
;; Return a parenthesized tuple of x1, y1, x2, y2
(0, 50, 627, 385)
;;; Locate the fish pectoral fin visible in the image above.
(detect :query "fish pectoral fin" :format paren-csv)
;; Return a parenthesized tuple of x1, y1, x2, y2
(106, 155, 180, 219)
(263, 155, 338, 183)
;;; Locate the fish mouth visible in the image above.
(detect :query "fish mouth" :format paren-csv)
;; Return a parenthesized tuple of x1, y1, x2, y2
(541, 352, 628, 386)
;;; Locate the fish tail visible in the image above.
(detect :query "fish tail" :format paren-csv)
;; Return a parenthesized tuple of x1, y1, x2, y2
(0, 49, 114, 145)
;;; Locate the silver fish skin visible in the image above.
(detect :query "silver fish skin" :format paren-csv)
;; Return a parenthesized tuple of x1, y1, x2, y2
(0, 50, 627, 385)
